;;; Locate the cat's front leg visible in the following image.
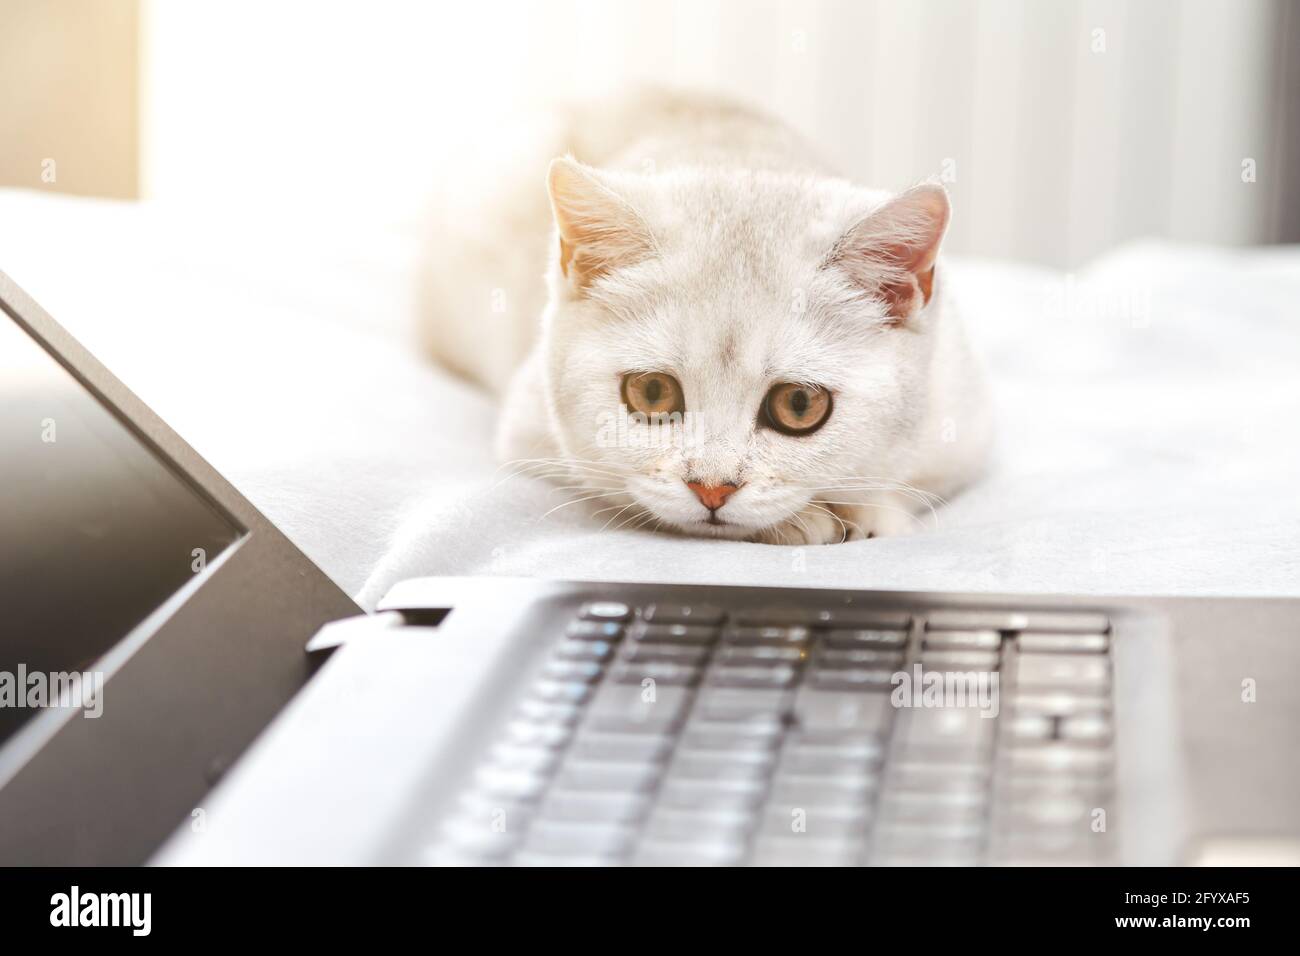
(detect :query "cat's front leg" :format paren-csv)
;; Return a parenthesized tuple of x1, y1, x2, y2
(755, 493, 926, 545)
(753, 502, 862, 546)
(825, 491, 933, 540)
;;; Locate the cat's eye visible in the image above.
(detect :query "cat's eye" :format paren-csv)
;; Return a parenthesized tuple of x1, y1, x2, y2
(762, 383, 832, 435)
(622, 371, 685, 417)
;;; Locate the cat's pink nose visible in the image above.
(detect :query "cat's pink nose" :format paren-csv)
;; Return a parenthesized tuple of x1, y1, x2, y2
(687, 481, 739, 511)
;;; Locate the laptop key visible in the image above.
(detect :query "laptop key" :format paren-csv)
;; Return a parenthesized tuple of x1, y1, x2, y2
(622, 642, 710, 665)
(1017, 631, 1110, 654)
(488, 743, 561, 774)
(502, 719, 573, 749)
(634, 838, 746, 866)
(580, 601, 632, 622)
(758, 809, 869, 841)
(642, 806, 754, 841)
(670, 752, 774, 782)
(680, 722, 784, 752)
(769, 775, 877, 809)
(1005, 744, 1113, 775)
(726, 625, 810, 646)
(878, 787, 989, 821)
(896, 707, 997, 754)
(612, 661, 702, 686)
(695, 687, 792, 722)
(541, 659, 603, 683)
(657, 777, 767, 811)
(778, 748, 881, 777)
(530, 679, 593, 704)
(1058, 713, 1113, 743)
(436, 818, 522, 860)
(584, 683, 693, 732)
(538, 790, 650, 825)
(554, 638, 614, 662)
(926, 609, 1109, 633)
(567, 731, 674, 764)
(643, 603, 725, 625)
(523, 820, 635, 858)
(719, 644, 805, 665)
(474, 766, 550, 801)
(1006, 713, 1055, 740)
(515, 698, 582, 727)
(816, 647, 904, 669)
(733, 607, 826, 627)
(567, 620, 625, 641)
(709, 664, 799, 689)
(794, 688, 893, 734)
(821, 609, 912, 629)
(823, 628, 908, 649)
(919, 649, 1000, 671)
(809, 667, 895, 691)
(1015, 653, 1109, 687)
(1013, 689, 1111, 716)
(553, 761, 659, 794)
(750, 838, 861, 867)
(922, 629, 1001, 651)
(783, 731, 886, 761)
(632, 623, 720, 645)
(886, 762, 991, 793)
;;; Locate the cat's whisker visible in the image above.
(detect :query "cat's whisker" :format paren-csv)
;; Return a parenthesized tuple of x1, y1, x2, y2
(811, 484, 944, 508)
(615, 507, 655, 533)
(553, 482, 625, 494)
(595, 501, 638, 531)
(817, 491, 939, 526)
(628, 511, 662, 534)
(792, 511, 816, 544)
(495, 457, 633, 490)
(807, 502, 856, 544)
(522, 456, 633, 479)
(812, 498, 938, 532)
(537, 490, 626, 521)
(807, 474, 947, 527)
(812, 477, 948, 506)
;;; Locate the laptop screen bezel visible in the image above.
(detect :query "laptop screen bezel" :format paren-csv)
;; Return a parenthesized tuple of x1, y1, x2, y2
(0, 269, 360, 863)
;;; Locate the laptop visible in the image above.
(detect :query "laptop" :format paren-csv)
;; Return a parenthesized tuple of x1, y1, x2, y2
(2, 268, 1296, 866)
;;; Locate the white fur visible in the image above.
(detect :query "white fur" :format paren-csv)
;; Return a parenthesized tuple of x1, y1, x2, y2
(422, 90, 992, 545)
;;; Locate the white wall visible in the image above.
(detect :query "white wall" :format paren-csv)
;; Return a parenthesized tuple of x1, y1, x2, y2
(142, 0, 1289, 267)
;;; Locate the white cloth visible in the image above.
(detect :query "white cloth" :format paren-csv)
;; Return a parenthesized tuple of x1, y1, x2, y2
(3, 190, 1297, 610)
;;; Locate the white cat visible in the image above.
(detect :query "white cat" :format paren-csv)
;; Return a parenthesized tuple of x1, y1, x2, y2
(421, 90, 991, 545)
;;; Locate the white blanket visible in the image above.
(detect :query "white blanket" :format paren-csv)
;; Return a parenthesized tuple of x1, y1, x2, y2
(4, 190, 1298, 609)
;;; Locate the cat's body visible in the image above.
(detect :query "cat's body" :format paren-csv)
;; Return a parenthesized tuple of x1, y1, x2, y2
(421, 89, 991, 545)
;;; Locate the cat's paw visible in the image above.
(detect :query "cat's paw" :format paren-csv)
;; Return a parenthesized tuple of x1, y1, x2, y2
(754, 497, 927, 545)
(753, 503, 863, 546)
(830, 498, 929, 539)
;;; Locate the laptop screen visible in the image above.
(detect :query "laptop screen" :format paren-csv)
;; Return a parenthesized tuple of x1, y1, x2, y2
(0, 312, 243, 747)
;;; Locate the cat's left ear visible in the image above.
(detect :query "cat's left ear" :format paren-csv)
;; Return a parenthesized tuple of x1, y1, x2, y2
(825, 183, 950, 326)
(547, 157, 655, 293)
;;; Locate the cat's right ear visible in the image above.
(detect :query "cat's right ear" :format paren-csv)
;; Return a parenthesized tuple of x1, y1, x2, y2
(547, 158, 654, 292)
(825, 183, 951, 326)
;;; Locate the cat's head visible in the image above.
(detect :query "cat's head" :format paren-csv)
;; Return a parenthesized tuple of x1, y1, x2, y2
(538, 157, 949, 540)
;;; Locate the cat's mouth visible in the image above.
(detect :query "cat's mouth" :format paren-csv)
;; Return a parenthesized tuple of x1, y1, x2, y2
(619, 476, 807, 540)
(672, 513, 764, 540)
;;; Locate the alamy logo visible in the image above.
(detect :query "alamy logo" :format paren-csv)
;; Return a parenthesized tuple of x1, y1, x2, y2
(595, 404, 706, 449)
(0, 666, 103, 718)
(890, 664, 1000, 718)
(50, 886, 151, 936)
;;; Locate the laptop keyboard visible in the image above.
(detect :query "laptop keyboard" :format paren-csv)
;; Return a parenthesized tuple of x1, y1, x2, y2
(426, 599, 1116, 866)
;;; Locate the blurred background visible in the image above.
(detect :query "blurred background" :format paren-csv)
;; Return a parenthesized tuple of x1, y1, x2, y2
(1, 0, 1297, 269)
